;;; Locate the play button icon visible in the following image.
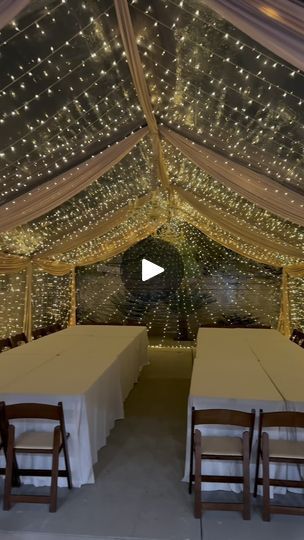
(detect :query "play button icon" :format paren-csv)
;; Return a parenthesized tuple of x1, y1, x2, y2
(142, 259, 164, 282)
(121, 237, 184, 301)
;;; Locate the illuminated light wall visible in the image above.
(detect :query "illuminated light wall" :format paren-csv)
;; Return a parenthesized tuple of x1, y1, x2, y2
(0, 271, 26, 338)
(31, 270, 71, 330)
(289, 278, 304, 333)
(77, 220, 282, 342)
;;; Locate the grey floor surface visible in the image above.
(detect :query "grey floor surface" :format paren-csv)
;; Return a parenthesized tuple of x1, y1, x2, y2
(0, 346, 303, 540)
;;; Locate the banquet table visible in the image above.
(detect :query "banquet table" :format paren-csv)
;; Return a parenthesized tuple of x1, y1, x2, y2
(185, 328, 304, 494)
(0, 325, 148, 487)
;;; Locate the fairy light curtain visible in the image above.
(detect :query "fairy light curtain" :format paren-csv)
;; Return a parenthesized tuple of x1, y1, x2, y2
(77, 220, 281, 341)
(0, 270, 26, 338)
(31, 269, 71, 331)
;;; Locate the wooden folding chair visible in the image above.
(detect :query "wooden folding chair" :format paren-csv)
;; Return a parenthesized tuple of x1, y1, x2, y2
(191, 408, 255, 519)
(10, 333, 28, 348)
(290, 329, 304, 347)
(254, 410, 304, 521)
(3, 401, 72, 512)
(0, 402, 21, 487)
(32, 327, 47, 340)
(45, 323, 61, 334)
(0, 338, 12, 353)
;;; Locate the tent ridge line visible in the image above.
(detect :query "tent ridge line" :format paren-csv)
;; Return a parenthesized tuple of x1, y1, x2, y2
(113, 0, 171, 196)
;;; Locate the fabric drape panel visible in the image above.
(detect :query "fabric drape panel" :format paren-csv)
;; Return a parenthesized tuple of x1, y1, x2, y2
(278, 269, 291, 337)
(278, 264, 304, 336)
(0, 254, 28, 273)
(76, 219, 165, 267)
(175, 188, 304, 263)
(32, 260, 73, 276)
(69, 267, 77, 327)
(176, 206, 282, 268)
(35, 192, 155, 257)
(161, 126, 304, 227)
(23, 261, 32, 341)
(0, 0, 30, 30)
(0, 127, 149, 232)
(202, 0, 304, 71)
(114, 0, 170, 191)
(285, 263, 304, 278)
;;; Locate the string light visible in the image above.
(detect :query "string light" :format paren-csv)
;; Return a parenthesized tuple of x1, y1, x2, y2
(76, 220, 281, 343)
(0, 271, 26, 338)
(32, 270, 71, 330)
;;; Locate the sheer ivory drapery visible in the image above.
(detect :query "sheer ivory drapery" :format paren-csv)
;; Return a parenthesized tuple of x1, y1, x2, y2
(0, 127, 149, 232)
(114, 0, 170, 192)
(202, 0, 304, 71)
(278, 265, 304, 336)
(161, 127, 304, 227)
(0, 0, 30, 30)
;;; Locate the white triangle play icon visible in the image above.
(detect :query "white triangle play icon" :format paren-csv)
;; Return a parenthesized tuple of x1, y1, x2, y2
(141, 258, 164, 282)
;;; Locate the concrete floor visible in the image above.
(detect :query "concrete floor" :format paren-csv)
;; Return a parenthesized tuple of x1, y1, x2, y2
(0, 346, 303, 540)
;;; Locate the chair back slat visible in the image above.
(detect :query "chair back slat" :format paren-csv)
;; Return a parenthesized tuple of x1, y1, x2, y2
(261, 410, 304, 429)
(5, 402, 63, 421)
(193, 408, 254, 428)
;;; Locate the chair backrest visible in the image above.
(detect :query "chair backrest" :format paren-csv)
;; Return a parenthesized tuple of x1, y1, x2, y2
(4, 402, 64, 422)
(0, 338, 12, 353)
(32, 327, 47, 340)
(290, 329, 304, 345)
(0, 400, 7, 442)
(192, 408, 255, 428)
(46, 323, 61, 334)
(191, 408, 256, 449)
(260, 410, 304, 429)
(10, 333, 28, 348)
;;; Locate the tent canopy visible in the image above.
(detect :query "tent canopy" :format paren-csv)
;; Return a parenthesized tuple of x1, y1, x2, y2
(0, 0, 304, 338)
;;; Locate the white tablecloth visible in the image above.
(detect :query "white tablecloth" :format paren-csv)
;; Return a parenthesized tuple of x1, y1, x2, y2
(0, 325, 148, 487)
(185, 328, 304, 494)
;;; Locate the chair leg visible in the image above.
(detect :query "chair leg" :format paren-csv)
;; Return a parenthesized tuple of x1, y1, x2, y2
(253, 449, 260, 498)
(62, 438, 72, 489)
(50, 427, 61, 512)
(194, 430, 202, 519)
(189, 435, 194, 494)
(262, 433, 270, 522)
(3, 425, 15, 511)
(242, 431, 250, 520)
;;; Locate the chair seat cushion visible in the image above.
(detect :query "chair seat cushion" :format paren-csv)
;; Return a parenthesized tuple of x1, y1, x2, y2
(267, 439, 304, 460)
(15, 430, 60, 450)
(201, 436, 243, 456)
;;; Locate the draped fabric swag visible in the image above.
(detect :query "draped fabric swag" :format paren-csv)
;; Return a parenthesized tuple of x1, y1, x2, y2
(0, 0, 30, 31)
(0, 127, 149, 232)
(202, 0, 304, 71)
